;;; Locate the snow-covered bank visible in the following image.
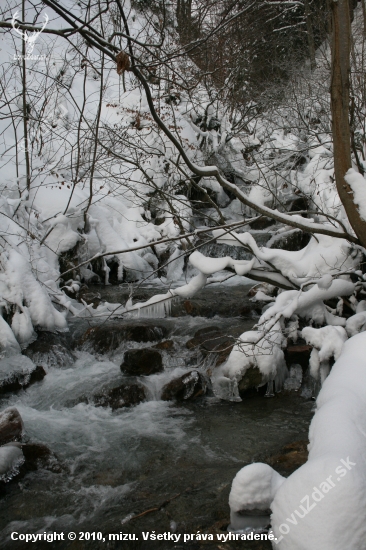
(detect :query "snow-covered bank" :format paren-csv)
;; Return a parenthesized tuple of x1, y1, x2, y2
(229, 332, 366, 549)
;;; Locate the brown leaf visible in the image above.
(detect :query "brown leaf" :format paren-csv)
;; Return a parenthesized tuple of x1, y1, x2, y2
(116, 51, 130, 75)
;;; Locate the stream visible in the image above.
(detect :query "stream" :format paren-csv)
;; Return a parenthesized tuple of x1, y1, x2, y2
(0, 280, 314, 549)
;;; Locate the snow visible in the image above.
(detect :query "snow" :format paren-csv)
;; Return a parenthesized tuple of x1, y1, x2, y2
(229, 463, 285, 531)
(302, 326, 348, 383)
(270, 332, 366, 549)
(211, 277, 354, 399)
(0, 444, 24, 481)
(260, 279, 354, 326)
(345, 168, 366, 222)
(250, 290, 275, 303)
(0, 0, 365, 545)
(0, 355, 38, 380)
(188, 250, 255, 278)
(213, 231, 358, 287)
(0, 249, 67, 338)
(0, 316, 21, 357)
(213, 320, 287, 401)
(88, 204, 155, 282)
(345, 311, 366, 337)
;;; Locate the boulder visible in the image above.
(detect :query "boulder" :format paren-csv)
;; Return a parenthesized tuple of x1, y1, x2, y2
(0, 444, 24, 481)
(186, 326, 221, 350)
(285, 342, 312, 370)
(78, 287, 102, 308)
(20, 443, 62, 473)
(247, 283, 276, 299)
(268, 230, 311, 252)
(125, 325, 167, 343)
(153, 340, 174, 350)
(249, 216, 276, 230)
(266, 440, 309, 474)
(161, 371, 206, 401)
(0, 356, 46, 395)
(92, 382, 146, 410)
(121, 348, 163, 376)
(238, 367, 266, 394)
(23, 331, 75, 368)
(75, 323, 168, 353)
(0, 408, 23, 446)
(196, 334, 235, 367)
(186, 327, 234, 366)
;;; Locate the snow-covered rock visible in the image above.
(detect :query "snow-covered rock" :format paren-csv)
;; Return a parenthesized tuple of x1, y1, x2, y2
(0, 444, 24, 481)
(229, 463, 285, 532)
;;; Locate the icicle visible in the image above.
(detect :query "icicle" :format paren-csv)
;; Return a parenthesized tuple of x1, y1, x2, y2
(103, 258, 110, 285)
(265, 379, 274, 397)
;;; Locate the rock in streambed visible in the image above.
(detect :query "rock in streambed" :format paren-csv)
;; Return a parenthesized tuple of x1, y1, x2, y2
(75, 323, 168, 353)
(120, 348, 163, 376)
(92, 382, 146, 410)
(161, 370, 206, 401)
(0, 356, 46, 395)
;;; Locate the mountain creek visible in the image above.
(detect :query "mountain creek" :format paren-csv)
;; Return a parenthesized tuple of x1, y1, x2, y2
(0, 281, 314, 549)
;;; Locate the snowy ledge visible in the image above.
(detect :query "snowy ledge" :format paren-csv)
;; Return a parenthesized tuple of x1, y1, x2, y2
(229, 332, 366, 549)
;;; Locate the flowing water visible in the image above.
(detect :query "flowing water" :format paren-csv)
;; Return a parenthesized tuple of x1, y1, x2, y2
(0, 281, 314, 549)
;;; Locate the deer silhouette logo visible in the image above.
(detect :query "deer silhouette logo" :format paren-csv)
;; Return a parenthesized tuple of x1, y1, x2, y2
(12, 11, 49, 56)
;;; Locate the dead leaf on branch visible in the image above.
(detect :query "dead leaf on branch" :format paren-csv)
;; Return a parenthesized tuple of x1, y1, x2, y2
(116, 51, 130, 74)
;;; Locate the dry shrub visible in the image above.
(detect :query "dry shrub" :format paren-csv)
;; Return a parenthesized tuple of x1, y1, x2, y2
(116, 51, 130, 74)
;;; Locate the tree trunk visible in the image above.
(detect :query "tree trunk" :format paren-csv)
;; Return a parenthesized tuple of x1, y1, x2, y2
(176, 0, 192, 43)
(362, 0, 366, 36)
(304, 0, 316, 70)
(22, 0, 30, 191)
(330, 0, 366, 246)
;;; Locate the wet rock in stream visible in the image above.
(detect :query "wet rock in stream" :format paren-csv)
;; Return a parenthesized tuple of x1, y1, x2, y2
(0, 407, 62, 484)
(20, 443, 62, 474)
(121, 348, 163, 376)
(186, 327, 234, 366)
(285, 341, 312, 370)
(238, 367, 267, 394)
(92, 382, 146, 410)
(153, 339, 174, 350)
(266, 440, 309, 475)
(161, 370, 206, 401)
(0, 356, 46, 395)
(0, 445, 24, 482)
(186, 327, 221, 349)
(23, 331, 75, 368)
(75, 323, 168, 353)
(0, 408, 23, 446)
